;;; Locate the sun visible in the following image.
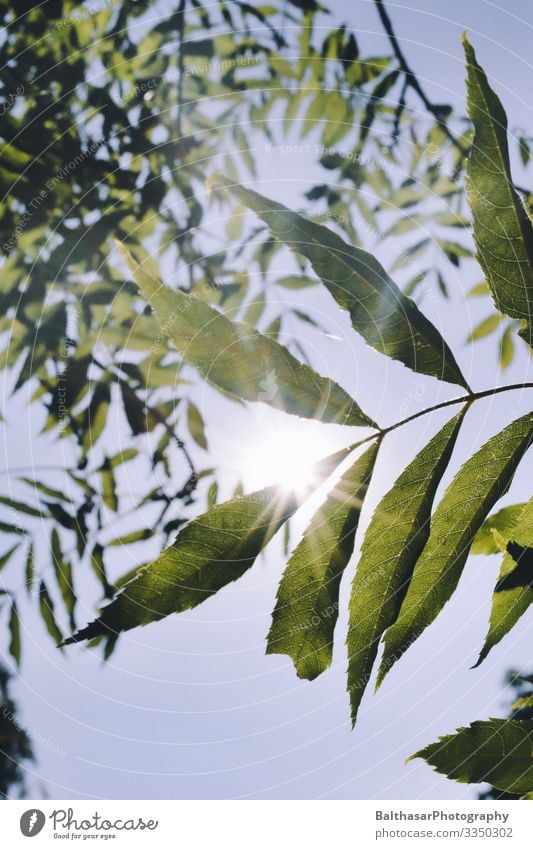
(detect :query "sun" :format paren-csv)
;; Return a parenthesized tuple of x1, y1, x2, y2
(238, 416, 344, 498)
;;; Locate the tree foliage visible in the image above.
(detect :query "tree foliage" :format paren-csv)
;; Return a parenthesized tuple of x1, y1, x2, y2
(1, 0, 533, 797)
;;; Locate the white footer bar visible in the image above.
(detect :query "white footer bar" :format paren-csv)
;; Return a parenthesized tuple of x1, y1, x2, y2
(1, 800, 532, 847)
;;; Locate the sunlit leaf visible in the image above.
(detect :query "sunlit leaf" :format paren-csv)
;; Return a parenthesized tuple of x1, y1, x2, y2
(379, 412, 533, 684)
(475, 498, 533, 665)
(267, 443, 378, 680)
(64, 486, 299, 644)
(471, 503, 526, 555)
(216, 179, 468, 388)
(347, 412, 464, 724)
(411, 719, 533, 794)
(464, 36, 533, 347)
(118, 243, 374, 427)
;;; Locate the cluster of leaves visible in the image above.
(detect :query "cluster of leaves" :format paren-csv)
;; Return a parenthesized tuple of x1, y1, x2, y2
(2, 0, 354, 662)
(0, 663, 34, 798)
(60, 36, 533, 794)
(3, 0, 530, 667)
(478, 671, 533, 800)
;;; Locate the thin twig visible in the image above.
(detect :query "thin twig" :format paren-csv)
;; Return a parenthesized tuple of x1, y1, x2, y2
(176, 0, 186, 138)
(374, 0, 532, 196)
(374, 0, 467, 156)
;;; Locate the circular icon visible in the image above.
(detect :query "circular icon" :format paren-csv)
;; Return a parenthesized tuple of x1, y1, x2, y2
(20, 810, 46, 837)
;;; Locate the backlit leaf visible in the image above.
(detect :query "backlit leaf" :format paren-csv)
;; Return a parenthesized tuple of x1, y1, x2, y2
(64, 486, 299, 644)
(379, 412, 533, 684)
(118, 244, 374, 428)
(411, 719, 533, 794)
(471, 503, 526, 555)
(267, 443, 378, 680)
(347, 412, 464, 724)
(475, 498, 533, 665)
(464, 36, 533, 347)
(216, 179, 468, 388)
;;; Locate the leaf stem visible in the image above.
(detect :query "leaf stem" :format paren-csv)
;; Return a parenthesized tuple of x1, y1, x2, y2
(382, 382, 533, 436)
(340, 381, 533, 462)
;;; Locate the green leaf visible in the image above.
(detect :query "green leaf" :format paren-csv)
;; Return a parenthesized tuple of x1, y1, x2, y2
(107, 529, 153, 546)
(109, 448, 138, 468)
(519, 136, 530, 167)
(275, 275, 319, 290)
(8, 601, 21, 667)
(0, 543, 20, 572)
(379, 411, 533, 684)
(471, 503, 526, 555)
(51, 529, 76, 629)
(39, 581, 64, 646)
(410, 719, 533, 794)
(100, 456, 118, 512)
(467, 281, 490, 298)
(216, 178, 468, 389)
(266, 443, 378, 680)
(0, 496, 44, 518)
(64, 487, 299, 644)
(187, 401, 208, 450)
(25, 543, 35, 593)
(21, 478, 72, 503)
(118, 244, 374, 428)
(513, 694, 533, 711)
(500, 323, 515, 369)
(475, 498, 533, 665)
(347, 412, 464, 724)
(464, 36, 533, 347)
(90, 543, 114, 599)
(467, 314, 501, 342)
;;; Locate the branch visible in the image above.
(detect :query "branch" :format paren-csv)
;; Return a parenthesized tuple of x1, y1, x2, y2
(374, 0, 466, 156)
(343, 381, 533, 457)
(176, 0, 186, 137)
(374, 0, 531, 196)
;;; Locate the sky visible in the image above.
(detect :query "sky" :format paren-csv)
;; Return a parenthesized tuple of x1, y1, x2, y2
(2, 0, 533, 800)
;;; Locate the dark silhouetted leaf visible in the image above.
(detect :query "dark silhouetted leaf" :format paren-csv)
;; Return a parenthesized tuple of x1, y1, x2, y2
(39, 582, 64, 646)
(8, 601, 21, 667)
